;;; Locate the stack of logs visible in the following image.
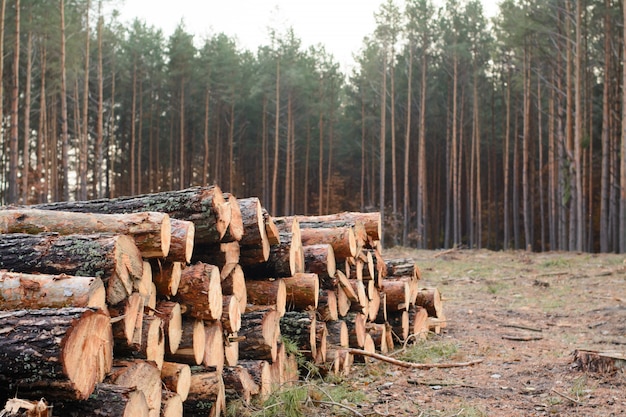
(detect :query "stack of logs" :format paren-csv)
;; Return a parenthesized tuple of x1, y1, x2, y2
(0, 185, 446, 417)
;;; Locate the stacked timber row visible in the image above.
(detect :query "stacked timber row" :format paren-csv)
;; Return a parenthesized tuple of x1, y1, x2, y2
(0, 185, 446, 416)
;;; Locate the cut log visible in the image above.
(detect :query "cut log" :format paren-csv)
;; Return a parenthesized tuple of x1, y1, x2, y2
(242, 231, 303, 277)
(383, 277, 412, 312)
(116, 315, 165, 370)
(238, 360, 273, 400)
(159, 391, 182, 417)
(193, 241, 240, 269)
(367, 285, 381, 321)
(385, 258, 421, 281)
(365, 322, 388, 353)
(344, 312, 367, 348)
(336, 283, 351, 317)
(325, 348, 353, 377)
(300, 226, 357, 261)
(325, 320, 349, 348)
(349, 279, 369, 314)
(415, 287, 445, 320)
(175, 262, 222, 321)
(222, 365, 260, 405)
(0, 208, 171, 259)
(110, 293, 144, 347)
(389, 310, 410, 342)
(165, 318, 205, 366)
(108, 360, 161, 417)
(134, 261, 153, 305)
(32, 185, 231, 245)
(261, 209, 280, 245)
(222, 295, 242, 333)
(0, 271, 106, 311)
(269, 342, 286, 386)
(283, 273, 319, 311)
(220, 263, 247, 313)
(152, 301, 183, 355)
(375, 291, 388, 323)
(0, 233, 143, 305)
(317, 289, 338, 322)
(160, 361, 191, 402)
(336, 270, 358, 302)
(303, 244, 336, 285)
(0, 307, 112, 401)
(0, 398, 51, 417)
(409, 306, 429, 340)
(236, 197, 269, 251)
(245, 278, 287, 317)
(238, 308, 280, 362)
(55, 383, 149, 417)
(203, 320, 225, 373)
(150, 260, 182, 297)
(572, 349, 626, 373)
(222, 193, 244, 242)
(280, 311, 317, 360)
(224, 332, 239, 366)
(283, 212, 381, 244)
(185, 370, 225, 417)
(165, 219, 194, 263)
(314, 321, 328, 363)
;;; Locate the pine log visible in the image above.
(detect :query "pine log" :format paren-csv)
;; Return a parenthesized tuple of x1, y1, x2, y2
(317, 289, 338, 322)
(325, 348, 353, 377)
(365, 322, 388, 353)
(367, 285, 381, 321)
(165, 318, 205, 366)
(0, 398, 52, 417)
(221, 193, 244, 242)
(336, 283, 351, 317)
(159, 391, 182, 417)
(415, 287, 445, 320)
(0, 208, 171, 259)
(0, 233, 143, 305)
(389, 310, 410, 342)
(356, 333, 377, 364)
(224, 332, 239, 366)
(238, 308, 280, 362)
(237, 360, 273, 400)
(572, 349, 626, 373)
(261, 209, 280, 245)
(283, 212, 381, 245)
(375, 291, 388, 324)
(269, 342, 287, 387)
(336, 270, 358, 302)
(133, 261, 152, 306)
(165, 219, 194, 264)
(242, 231, 303, 277)
(0, 271, 106, 311)
(283, 273, 319, 311)
(222, 366, 260, 405)
(55, 383, 149, 417)
(32, 185, 231, 245)
(222, 295, 242, 333)
(314, 321, 328, 363)
(348, 279, 369, 314)
(300, 226, 357, 261)
(185, 370, 225, 417)
(220, 263, 247, 313)
(280, 311, 317, 360)
(384, 258, 421, 281)
(108, 360, 161, 417)
(0, 307, 112, 401)
(303, 243, 336, 283)
(383, 277, 412, 312)
(245, 278, 287, 316)
(344, 312, 367, 348)
(236, 197, 269, 251)
(203, 320, 225, 372)
(150, 260, 182, 297)
(409, 306, 430, 339)
(116, 315, 165, 370)
(152, 301, 182, 355)
(110, 293, 144, 347)
(325, 320, 349, 348)
(160, 361, 191, 402)
(175, 262, 222, 321)
(193, 241, 240, 269)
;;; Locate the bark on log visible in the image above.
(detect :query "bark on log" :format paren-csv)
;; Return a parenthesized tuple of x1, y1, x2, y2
(160, 361, 191, 402)
(152, 301, 182, 355)
(325, 348, 353, 377)
(344, 312, 367, 348)
(365, 322, 388, 353)
(325, 320, 349, 348)
(242, 231, 303, 278)
(383, 277, 412, 312)
(193, 241, 240, 269)
(203, 320, 225, 372)
(336, 283, 351, 317)
(236, 197, 269, 250)
(165, 318, 205, 366)
(222, 295, 242, 333)
(282, 212, 381, 245)
(314, 321, 328, 364)
(115, 315, 165, 370)
(55, 383, 149, 417)
(0, 233, 143, 305)
(165, 219, 194, 263)
(336, 270, 358, 302)
(221, 193, 244, 242)
(389, 310, 410, 342)
(220, 263, 247, 313)
(110, 293, 144, 347)
(415, 287, 445, 320)
(409, 306, 429, 340)
(261, 209, 280, 245)
(149, 260, 181, 297)
(159, 391, 182, 417)
(175, 263, 222, 321)
(280, 311, 317, 360)
(185, 370, 225, 417)
(238, 308, 280, 362)
(384, 258, 421, 281)
(283, 273, 319, 311)
(303, 244, 336, 283)
(317, 289, 338, 322)
(300, 226, 357, 261)
(32, 185, 231, 245)
(0, 307, 112, 401)
(108, 360, 161, 417)
(348, 279, 369, 314)
(245, 278, 286, 317)
(0, 208, 171, 259)
(0, 271, 106, 311)
(222, 365, 260, 405)
(237, 360, 272, 400)
(134, 262, 153, 305)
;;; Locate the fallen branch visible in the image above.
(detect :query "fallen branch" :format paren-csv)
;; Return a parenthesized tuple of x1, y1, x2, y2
(550, 388, 581, 405)
(347, 348, 483, 369)
(502, 334, 543, 341)
(501, 323, 543, 333)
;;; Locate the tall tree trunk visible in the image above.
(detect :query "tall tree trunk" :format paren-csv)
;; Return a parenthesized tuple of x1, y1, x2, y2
(8, 0, 20, 204)
(37, 41, 47, 203)
(451, 56, 459, 247)
(360, 87, 365, 212)
(78, 0, 90, 201)
(137, 81, 143, 194)
(390, 51, 397, 220)
(0, 0, 5, 204)
(548, 68, 557, 250)
(600, 0, 611, 252)
(304, 120, 311, 214)
(379, 51, 387, 244)
(229, 99, 235, 193)
(203, 89, 210, 185)
(574, 0, 584, 251)
(522, 48, 532, 250)
(21, 11, 32, 204)
(261, 96, 267, 204)
(538, 77, 546, 252)
(621, 0, 626, 252)
(473, 63, 482, 249)
(403, 46, 413, 247)
(130, 62, 137, 195)
(271, 58, 280, 215)
(503, 69, 511, 250)
(179, 77, 185, 190)
(284, 92, 292, 215)
(95, 1, 104, 198)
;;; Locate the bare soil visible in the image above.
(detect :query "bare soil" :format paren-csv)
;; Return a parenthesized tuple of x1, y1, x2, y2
(341, 249, 626, 417)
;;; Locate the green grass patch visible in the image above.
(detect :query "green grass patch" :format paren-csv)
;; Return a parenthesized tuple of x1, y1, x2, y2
(398, 339, 459, 363)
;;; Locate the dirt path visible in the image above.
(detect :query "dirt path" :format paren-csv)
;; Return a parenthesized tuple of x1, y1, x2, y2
(345, 249, 626, 417)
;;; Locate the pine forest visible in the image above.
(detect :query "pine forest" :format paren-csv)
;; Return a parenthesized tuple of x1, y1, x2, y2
(0, 0, 625, 253)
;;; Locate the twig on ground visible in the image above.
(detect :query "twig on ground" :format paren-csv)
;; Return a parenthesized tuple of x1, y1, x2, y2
(313, 400, 365, 417)
(348, 348, 483, 369)
(550, 388, 582, 405)
(501, 323, 543, 332)
(502, 334, 543, 341)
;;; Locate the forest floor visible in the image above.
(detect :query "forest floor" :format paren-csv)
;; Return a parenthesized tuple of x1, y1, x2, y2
(310, 249, 626, 417)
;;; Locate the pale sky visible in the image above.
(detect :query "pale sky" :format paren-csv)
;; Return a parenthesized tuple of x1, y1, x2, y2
(114, 0, 499, 73)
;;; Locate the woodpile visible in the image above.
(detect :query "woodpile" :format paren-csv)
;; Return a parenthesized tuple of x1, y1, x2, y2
(0, 185, 447, 416)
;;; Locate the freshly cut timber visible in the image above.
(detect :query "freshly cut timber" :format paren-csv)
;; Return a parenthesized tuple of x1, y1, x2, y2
(203, 320, 225, 372)
(282, 273, 319, 311)
(110, 293, 144, 347)
(300, 226, 357, 261)
(245, 278, 287, 316)
(115, 315, 164, 370)
(261, 209, 280, 245)
(159, 391, 182, 417)
(224, 332, 240, 366)
(344, 312, 367, 348)
(336, 283, 351, 317)
(242, 231, 304, 277)
(221, 193, 244, 242)
(282, 212, 381, 244)
(0, 208, 171, 259)
(415, 287, 445, 323)
(325, 320, 349, 348)
(0, 271, 105, 311)
(31, 185, 231, 245)
(314, 321, 328, 363)
(302, 244, 336, 282)
(222, 365, 260, 405)
(164, 219, 194, 263)
(160, 362, 191, 402)
(107, 360, 161, 417)
(365, 323, 388, 353)
(222, 295, 242, 333)
(220, 263, 247, 312)
(317, 289, 339, 321)
(150, 260, 182, 297)
(280, 311, 317, 360)
(384, 258, 421, 280)
(152, 301, 183, 355)
(383, 277, 412, 312)
(165, 318, 205, 366)
(185, 370, 225, 417)
(55, 383, 149, 417)
(0, 307, 113, 401)
(270, 342, 287, 385)
(193, 241, 240, 268)
(175, 262, 222, 321)
(0, 233, 143, 305)
(409, 306, 429, 339)
(389, 310, 410, 342)
(236, 197, 269, 248)
(238, 308, 280, 362)
(237, 360, 273, 400)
